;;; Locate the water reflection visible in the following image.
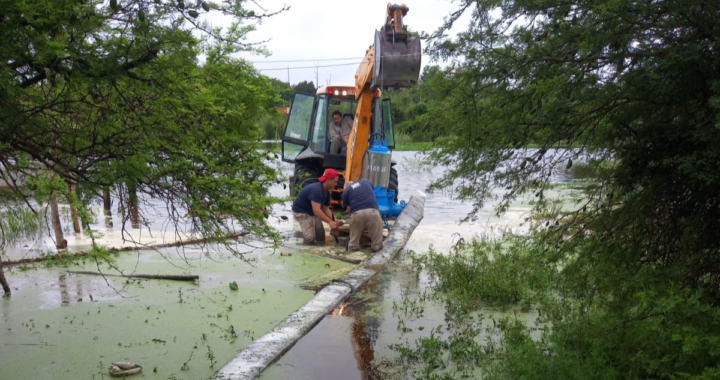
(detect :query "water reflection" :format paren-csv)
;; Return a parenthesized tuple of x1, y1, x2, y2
(59, 274, 69, 306)
(345, 263, 422, 380)
(57, 273, 90, 307)
(265, 262, 421, 380)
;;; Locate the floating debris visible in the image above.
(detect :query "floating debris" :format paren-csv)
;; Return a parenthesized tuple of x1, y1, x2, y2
(109, 362, 142, 377)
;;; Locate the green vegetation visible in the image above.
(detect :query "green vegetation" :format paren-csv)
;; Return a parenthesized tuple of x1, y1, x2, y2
(389, 0, 720, 379)
(394, 142, 433, 151)
(259, 79, 318, 140)
(415, 238, 547, 312)
(384, 65, 445, 144)
(0, 0, 291, 293)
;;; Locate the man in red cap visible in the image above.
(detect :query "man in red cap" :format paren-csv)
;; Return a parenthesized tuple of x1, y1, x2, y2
(292, 168, 343, 244)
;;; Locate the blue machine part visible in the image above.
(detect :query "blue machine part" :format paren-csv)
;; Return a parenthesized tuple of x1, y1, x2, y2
(366, 140, 406, 225)
(375, 186, 406, 226)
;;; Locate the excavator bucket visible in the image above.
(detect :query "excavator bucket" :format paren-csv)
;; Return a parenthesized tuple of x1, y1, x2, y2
(372, 29, 422, 89)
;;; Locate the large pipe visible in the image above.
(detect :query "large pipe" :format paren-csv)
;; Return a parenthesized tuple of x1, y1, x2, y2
(212, 191, 426, 380)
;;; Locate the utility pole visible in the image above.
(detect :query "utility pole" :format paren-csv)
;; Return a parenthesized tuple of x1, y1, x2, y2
(287, 66, 290, 87)
(315, 63, 319, 90)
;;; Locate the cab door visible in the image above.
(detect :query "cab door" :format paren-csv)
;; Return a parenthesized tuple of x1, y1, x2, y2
(281, 92, 316, 163)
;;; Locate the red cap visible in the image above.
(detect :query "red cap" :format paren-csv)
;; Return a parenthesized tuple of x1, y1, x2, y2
(318, 168, 338, 182)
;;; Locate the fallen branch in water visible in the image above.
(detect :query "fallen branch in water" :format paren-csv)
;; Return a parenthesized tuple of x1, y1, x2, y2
(4, 342, 57, 346)
(317, 253, 362, 265)
(4, 231, 249, 268)
(68, 271, 199, 282)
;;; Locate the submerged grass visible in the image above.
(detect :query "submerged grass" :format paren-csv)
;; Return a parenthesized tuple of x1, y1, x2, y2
(413, 237, 550, 314)
(384, 236, 558, 379)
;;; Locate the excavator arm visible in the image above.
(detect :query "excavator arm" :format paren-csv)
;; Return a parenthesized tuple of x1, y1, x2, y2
(345, 3, 421, 183)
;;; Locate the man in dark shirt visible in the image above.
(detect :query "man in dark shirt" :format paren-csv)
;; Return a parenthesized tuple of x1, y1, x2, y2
(292, 169, 342, 244)
(342, 179, 384, 252)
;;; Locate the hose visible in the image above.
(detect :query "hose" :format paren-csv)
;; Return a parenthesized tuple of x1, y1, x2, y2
(330, 278, 355, 293)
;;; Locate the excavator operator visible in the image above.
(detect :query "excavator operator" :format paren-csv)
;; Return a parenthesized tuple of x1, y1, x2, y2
(329, 110, 352, 154)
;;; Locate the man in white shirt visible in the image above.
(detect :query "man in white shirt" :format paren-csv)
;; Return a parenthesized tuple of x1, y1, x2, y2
(328, 111, 352, 154)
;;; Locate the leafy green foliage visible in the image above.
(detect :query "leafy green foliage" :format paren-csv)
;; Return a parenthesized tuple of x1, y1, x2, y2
(293, 80, 316, 94)
(390, 0, 720, 378)
(257, 109, 287, 140)
(384, 65, 446, 143)
(0, 206, 42, 247)
(267, 77, 293, 106)
(0, 0, 290, 274)
(414, 237, 549, 314)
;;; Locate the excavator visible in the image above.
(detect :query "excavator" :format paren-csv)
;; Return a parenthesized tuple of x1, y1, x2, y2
(281, 3, 421, 219)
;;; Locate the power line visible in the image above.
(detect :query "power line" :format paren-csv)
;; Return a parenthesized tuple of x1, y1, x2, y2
(258, 62, 362, 71)
(248, 56, 365, 64)
(251, 52, 430, 66)
(255, 53, 427, 71)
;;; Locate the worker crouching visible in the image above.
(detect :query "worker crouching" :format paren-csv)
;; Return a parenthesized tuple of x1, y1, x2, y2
(342, 179, 384, 252)
(292, 169, 343, 244)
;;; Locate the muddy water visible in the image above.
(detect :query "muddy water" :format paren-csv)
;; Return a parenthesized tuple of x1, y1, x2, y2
(260, 150, 576, 380)
(0, 157, 360, 380)
(0, 150, 575, 380)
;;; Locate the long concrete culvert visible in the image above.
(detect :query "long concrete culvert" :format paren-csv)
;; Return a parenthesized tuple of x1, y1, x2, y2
(212, 191, 426, 380)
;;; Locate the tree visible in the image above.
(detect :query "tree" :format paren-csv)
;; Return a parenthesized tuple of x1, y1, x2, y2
(0, 0, 289, 295)
(267, 77, 293, 106)
(385, 65, 446, 142)
(293, 80, 317, 94)
(419, 65, 442, 83)
(421, 0, 720, 378)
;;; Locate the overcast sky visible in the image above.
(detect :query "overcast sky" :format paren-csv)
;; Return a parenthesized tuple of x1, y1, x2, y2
(235, 0, 465, 86)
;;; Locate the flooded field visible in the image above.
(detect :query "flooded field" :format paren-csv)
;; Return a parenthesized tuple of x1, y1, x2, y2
(261, 150, 577, 380)
(0, 150, 577, 380)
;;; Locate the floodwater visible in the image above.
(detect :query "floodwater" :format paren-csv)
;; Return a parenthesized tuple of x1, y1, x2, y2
(0, 150, 579, 380)
(260, 150, 580, 380)
(0, 157, 357, 380)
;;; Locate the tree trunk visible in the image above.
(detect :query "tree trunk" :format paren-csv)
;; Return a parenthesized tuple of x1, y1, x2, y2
(103, 187, 113, 227)
(68, 186, 81, 234)
(118, 185, 126, 216)
(128, 183, 140, 229)
(50, 196, 68, 249)
(0, 256, 10, 295)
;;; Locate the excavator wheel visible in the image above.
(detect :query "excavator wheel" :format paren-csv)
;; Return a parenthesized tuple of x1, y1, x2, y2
(289, 163, 319, 196)
(388, 166, 399, 203)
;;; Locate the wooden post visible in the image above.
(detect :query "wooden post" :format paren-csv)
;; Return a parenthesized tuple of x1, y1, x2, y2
(50, 195, 68, 250)
(128, 183, 140, 229)
(68, 186, 81, 234)
(103, 187, 113, 227)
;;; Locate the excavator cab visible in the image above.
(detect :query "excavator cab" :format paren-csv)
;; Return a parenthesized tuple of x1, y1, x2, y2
(281, 86, 396, 199)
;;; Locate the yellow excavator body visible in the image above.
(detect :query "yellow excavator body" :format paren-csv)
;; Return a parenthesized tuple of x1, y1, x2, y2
(281, 4, 421, 207)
